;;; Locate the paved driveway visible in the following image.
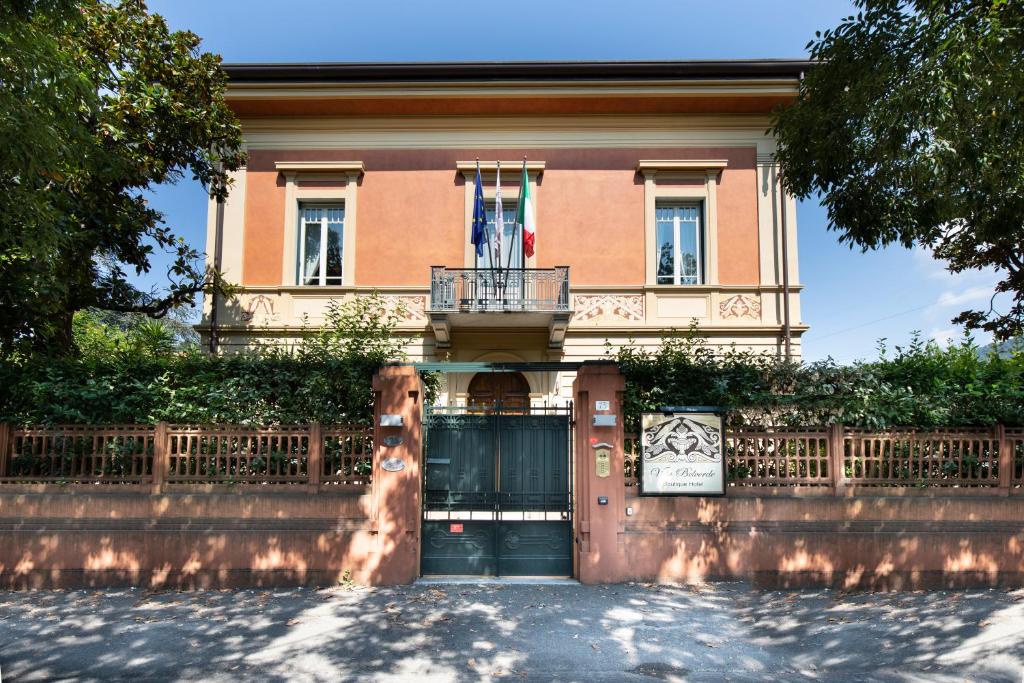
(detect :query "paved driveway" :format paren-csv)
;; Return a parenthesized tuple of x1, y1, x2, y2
(1, 582, 1022, 681)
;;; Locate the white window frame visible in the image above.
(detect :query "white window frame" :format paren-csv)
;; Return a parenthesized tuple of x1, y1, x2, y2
(277, 162, 362, 288)
(297, 203, 345, 286)
(655, 202, 704, 286)
(639, 160, 724, 287)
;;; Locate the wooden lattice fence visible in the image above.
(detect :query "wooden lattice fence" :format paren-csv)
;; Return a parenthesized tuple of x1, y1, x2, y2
(625, 424, 1023, 493)
(0, 423, 373, 490)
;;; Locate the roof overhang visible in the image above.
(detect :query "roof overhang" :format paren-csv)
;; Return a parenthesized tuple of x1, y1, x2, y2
(224, 59, 812, 84)
(223, 59, 810, 118)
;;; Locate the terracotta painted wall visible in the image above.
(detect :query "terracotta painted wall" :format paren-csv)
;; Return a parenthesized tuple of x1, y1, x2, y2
(356, 169, 464, 286)
(713, 147, 759, 285)
(536, 168, 644, 285)
(241, 147, 759, 288)
(620, 493, 1024, 589)
(6, 489, 1024, 589)
(242, 161, 286, 285)
(0, 492, 377, 588)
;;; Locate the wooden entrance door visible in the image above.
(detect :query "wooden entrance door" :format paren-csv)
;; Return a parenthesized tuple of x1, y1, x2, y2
(467, 372, 530, 410)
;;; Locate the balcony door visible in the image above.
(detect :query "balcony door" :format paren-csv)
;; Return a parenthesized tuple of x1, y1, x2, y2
(476, 202, 522, 270)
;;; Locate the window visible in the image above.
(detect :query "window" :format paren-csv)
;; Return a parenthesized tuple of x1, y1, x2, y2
(298, 204, 344, 285)
(475, 200, 522, 269)
(655, 203, 703, 285)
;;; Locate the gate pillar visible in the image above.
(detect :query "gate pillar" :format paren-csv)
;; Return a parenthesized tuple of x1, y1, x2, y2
(573, 361, 627, 584)
(369, 365, 422, 585)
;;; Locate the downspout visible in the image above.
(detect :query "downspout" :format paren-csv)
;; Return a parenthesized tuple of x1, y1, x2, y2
(780, 189, 791, 360)
(778, 69, 803, 361)
(208, 195, 225, 354)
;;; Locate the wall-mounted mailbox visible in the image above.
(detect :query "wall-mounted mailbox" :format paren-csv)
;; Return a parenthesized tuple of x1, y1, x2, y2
(593, 414, 616, 427)
(380, 414, 403, 427)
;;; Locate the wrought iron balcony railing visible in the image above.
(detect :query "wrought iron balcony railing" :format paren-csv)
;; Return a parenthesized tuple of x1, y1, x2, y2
(430, 266, 570, 313)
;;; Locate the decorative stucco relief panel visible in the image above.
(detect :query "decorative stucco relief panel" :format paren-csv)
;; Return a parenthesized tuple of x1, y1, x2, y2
(369, 294, 428, 323)
(239, 294, 281, 325)
(718, 294, 762, 320)
(573, 294, 645, 323)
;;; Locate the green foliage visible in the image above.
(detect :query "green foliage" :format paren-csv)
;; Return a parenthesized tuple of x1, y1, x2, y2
(0, 0, 244, 355)
(771, 0, 1024, 339)
(72, 309, 199, 362)
(0, 294, 431, 426)
(614, 325, 1024, 432)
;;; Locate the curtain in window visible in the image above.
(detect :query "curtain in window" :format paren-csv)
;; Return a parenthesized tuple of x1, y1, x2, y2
(302, 207, 322, 285)
(656, 207, 675, 285)
(677, 206, 700, 284)
(325, 207, 344, 284)
(655, 204, 702, 285)
(478, 203, 521, 269)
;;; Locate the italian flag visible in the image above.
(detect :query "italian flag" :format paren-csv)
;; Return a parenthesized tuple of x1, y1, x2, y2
(516, 162, 536, 258)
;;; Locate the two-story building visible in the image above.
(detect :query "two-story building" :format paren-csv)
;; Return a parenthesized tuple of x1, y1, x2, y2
(200, 60, 807, 408)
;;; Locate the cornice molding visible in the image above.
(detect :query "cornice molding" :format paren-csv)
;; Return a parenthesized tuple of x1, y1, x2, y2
(637, 159, 728, 175)
(274, 161, 365, 174)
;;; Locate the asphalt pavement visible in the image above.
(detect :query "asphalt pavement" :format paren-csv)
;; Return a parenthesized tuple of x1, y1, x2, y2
(1, 581, 1022, 681)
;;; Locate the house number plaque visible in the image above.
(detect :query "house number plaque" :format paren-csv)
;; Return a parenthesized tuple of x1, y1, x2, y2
(382, 435, 403, 447)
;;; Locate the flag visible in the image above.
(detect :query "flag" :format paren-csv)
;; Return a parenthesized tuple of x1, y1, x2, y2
(517, 161, 536, 258)
(470, 164, 486, 258)
(494, 162, 504, 270)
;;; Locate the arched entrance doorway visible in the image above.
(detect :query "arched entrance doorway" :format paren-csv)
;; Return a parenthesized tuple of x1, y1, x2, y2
(467, 372, 531, 409)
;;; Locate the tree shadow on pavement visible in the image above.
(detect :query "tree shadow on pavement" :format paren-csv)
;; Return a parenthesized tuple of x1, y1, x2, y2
(0, 583, 1022, 681)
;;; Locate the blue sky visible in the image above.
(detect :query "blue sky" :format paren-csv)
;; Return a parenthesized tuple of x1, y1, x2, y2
(143, 0, 1000, 363)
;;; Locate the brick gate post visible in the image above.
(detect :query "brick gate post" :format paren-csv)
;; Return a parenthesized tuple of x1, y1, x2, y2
(369, 365, 423, 585)
(574, 361, 627, 584)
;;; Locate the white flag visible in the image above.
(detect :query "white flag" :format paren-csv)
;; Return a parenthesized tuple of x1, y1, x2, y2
(494, 162, 504, 270)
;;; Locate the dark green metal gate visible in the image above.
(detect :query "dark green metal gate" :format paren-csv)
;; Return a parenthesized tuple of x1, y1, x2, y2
(421, 405, 573, 577)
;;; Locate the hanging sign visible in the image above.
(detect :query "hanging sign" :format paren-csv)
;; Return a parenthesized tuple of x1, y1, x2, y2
(640, 412, 725, 496)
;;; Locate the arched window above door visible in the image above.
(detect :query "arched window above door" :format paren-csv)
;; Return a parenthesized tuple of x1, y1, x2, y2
(467, 372, 531, 410)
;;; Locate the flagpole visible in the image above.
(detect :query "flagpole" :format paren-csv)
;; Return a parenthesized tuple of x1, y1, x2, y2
(475, 158, 497, 305)
(501, 157, 524, 305)
(477, 158, 497, 264)
(521, 156, 527, 278)
(521, 157, 526, 309)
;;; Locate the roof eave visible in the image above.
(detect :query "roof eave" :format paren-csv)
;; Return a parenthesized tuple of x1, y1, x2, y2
(222, 59, 812, 85)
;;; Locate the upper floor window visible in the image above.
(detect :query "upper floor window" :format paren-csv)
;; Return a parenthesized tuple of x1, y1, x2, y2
(475, 200, 522, 270)
(656, 203, 703, 285)
(298, 204, 344, 285)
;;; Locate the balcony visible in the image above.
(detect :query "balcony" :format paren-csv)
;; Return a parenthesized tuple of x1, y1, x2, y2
(428, 266, 573, 349)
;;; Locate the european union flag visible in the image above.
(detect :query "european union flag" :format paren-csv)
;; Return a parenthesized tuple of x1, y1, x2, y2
(470, 165, 487, 258)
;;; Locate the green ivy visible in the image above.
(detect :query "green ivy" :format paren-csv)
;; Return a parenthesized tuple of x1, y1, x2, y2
(0, 294, 439, 426)
(614, 325, 1024, 432)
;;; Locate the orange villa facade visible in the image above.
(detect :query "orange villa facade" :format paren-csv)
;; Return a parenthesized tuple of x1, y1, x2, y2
(7, 61, 1024, 592)
(199, 60, 808, 405)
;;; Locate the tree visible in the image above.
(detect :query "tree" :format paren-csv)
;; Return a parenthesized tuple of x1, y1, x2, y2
(771, 0, 1024, 339)
(0, 0, 244, 355)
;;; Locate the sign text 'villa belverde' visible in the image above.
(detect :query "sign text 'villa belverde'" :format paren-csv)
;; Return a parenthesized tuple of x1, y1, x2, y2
(641, 412, 726, 496)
